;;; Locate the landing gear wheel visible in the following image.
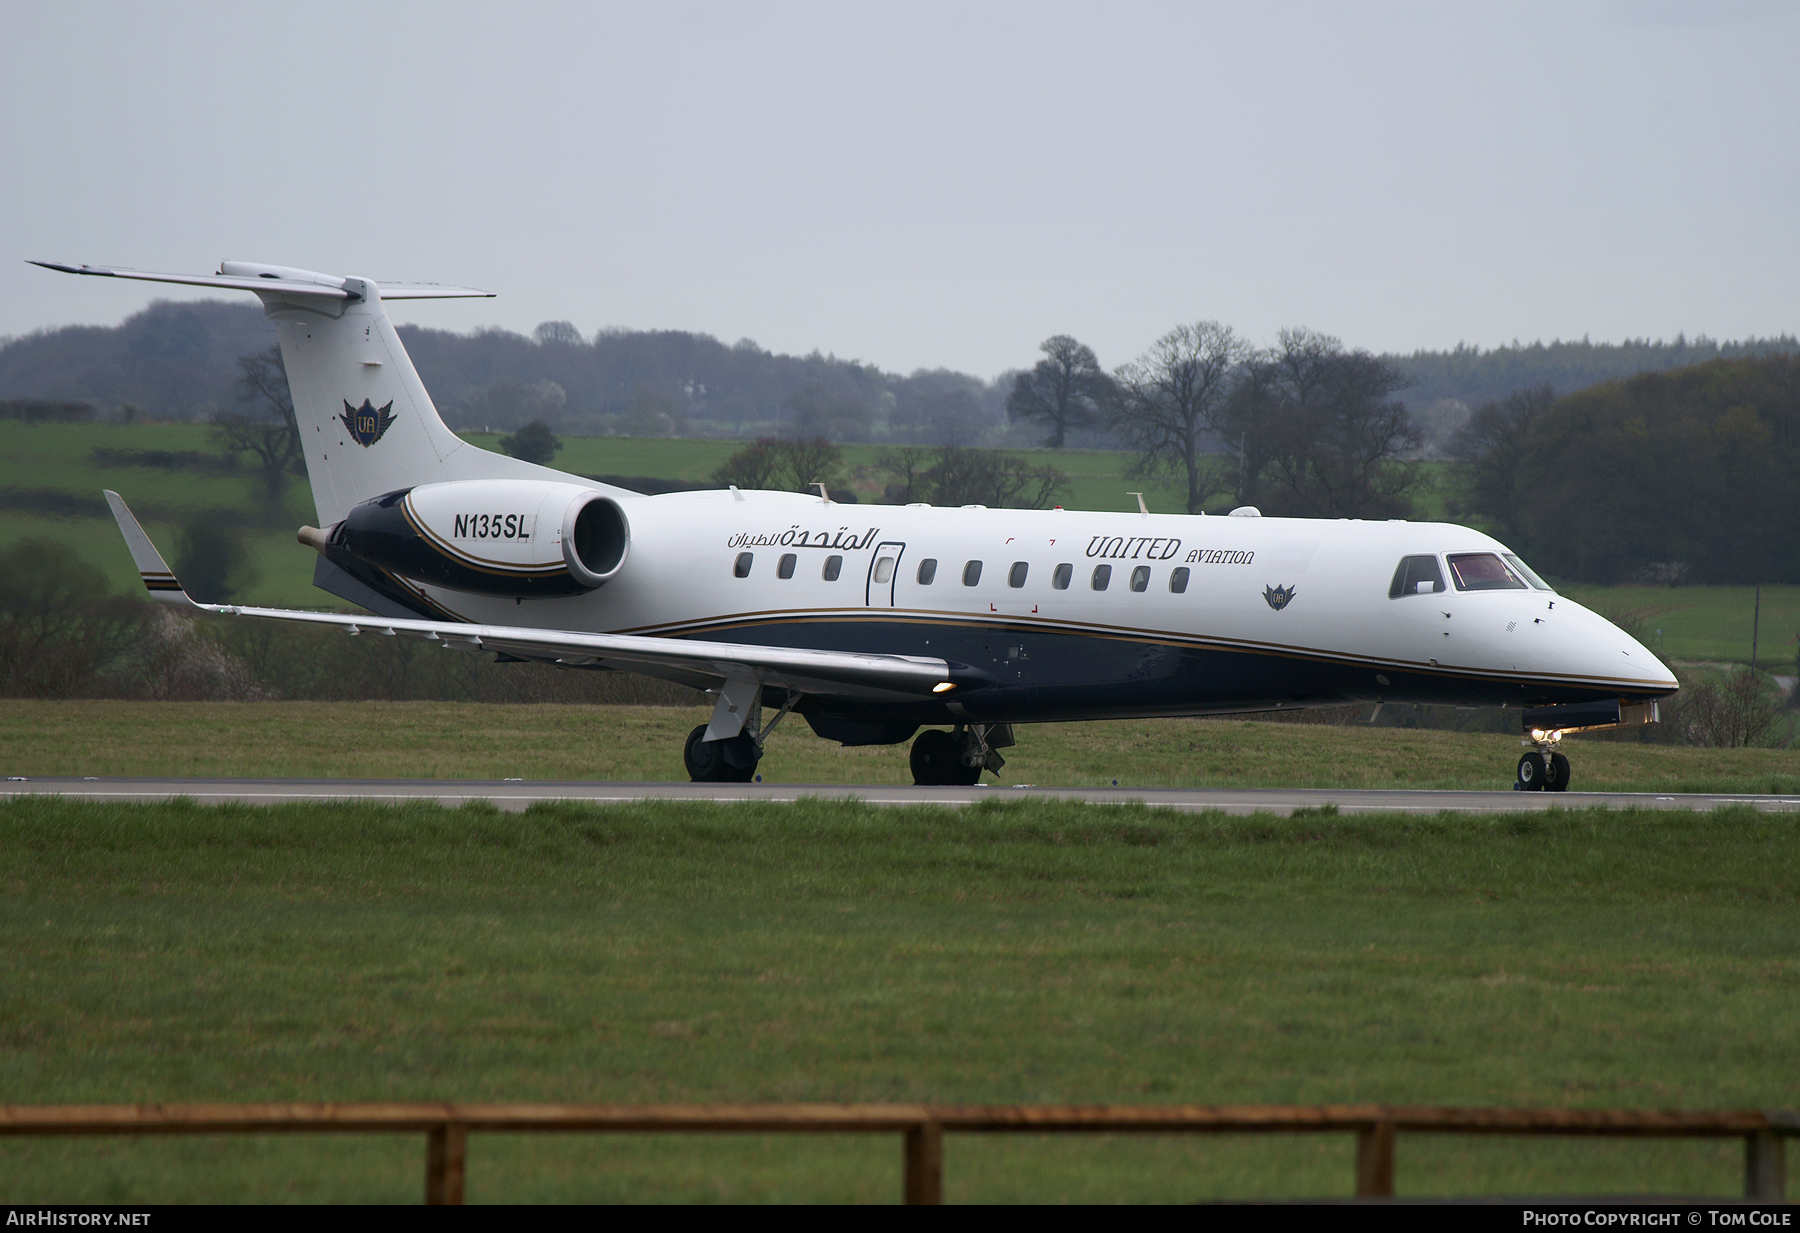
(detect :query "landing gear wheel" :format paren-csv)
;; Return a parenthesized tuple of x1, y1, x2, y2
(1516, 752, 1545, 791)
(683, 724, 759, 783)
(910, 729, 978, 786)
(1547, 751, 1571, 793)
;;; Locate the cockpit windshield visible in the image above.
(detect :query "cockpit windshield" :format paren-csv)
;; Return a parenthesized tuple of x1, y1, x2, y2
(1502, 552, 1555, 592)
(1447, 552, 1529, 591)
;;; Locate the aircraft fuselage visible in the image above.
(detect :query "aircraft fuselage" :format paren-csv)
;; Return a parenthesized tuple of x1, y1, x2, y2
(400, 486, 1676, 728)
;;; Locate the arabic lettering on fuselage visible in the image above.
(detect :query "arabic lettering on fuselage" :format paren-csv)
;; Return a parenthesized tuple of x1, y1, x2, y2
(726, 526, 881, 550)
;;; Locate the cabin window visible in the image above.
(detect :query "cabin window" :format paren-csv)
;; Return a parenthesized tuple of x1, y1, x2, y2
(733, 552, 754, 578)
(873, 555, 896, 584)
(777, 553, 796, 579)
(1091, 564, 1112, 591)
(1447, 552, 1528, 591)
(823, 555, 843, 581)
(963, 560, 983, 586)
(917, 558, 938, 585)
(1388, 554, 1444, 598)
(1008, 561, 1029, 588)
(1503, 552, 1555, 591)
(1130, 566, 1151, 592)
(1052, 563, 1073, 590)
(1169, 567, 1190, 594)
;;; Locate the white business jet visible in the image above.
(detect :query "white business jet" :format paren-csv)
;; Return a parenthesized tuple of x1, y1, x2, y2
(37, 259, 1677, 790)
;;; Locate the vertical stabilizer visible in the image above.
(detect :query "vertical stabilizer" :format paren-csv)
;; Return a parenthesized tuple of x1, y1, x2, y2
(257, 273, 549, 525)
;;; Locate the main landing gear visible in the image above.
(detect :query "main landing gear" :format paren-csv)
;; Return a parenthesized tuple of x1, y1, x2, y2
(1515, 733, 1571, 793)
(683, 689, 802, 783)
(683, 691, 1018, 788)
(909, 723, 1013, 786)
(683, 726, 759, 782)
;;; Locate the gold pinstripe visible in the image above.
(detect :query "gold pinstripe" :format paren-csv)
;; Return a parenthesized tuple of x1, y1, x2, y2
(599, 604, 1669, 694)
(400, 496, 570, 577)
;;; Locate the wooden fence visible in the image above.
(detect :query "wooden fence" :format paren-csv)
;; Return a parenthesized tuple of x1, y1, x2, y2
(0, 1102, 1790, 1204)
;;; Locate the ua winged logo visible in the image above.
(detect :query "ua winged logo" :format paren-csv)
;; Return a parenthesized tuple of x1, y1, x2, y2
(340, 399, 397, 447)
(1263, 583, 1296, 611)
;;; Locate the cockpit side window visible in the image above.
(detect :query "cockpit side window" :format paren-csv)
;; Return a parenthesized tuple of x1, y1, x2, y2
(1388, 554, 1445, 598)
(1447, 552, 1528, 591)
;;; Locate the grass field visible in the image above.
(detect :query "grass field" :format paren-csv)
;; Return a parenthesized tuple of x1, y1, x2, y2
(1, 419, 322, 605)
(1560, 584, 1800, 675)
(0, 794, 1793, 1201)
(6, 701, 1799, 793)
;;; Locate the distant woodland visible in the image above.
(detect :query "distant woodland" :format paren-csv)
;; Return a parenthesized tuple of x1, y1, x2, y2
(3, 298, 1793, 455)
(1450, 354, 1800, 584)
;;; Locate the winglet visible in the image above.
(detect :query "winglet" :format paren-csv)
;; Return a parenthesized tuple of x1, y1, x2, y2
(103, 490, 195, 607)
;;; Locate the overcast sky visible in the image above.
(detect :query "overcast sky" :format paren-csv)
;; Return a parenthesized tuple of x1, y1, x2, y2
(5, 1, 1795, 377)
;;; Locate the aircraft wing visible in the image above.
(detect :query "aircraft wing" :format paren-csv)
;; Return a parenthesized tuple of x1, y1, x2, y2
(104, 492, 963, 710)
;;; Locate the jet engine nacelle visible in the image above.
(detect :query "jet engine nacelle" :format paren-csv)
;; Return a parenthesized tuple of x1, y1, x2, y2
(321, 479, 629, 597)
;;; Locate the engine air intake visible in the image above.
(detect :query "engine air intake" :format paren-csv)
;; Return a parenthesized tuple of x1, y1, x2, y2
(565, 495, 628, 586)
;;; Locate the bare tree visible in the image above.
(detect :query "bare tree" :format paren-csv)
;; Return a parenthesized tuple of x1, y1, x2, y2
(1227, 330, 1423, 519)
(1005, 335, 1114, 448)
(1677, 669, 1783, 748)
(878, 444, 1066, 509)
(235, 345, 295, 429)
(876, 447, 932, 504)
(532, 320, 583, 346)
(711, 437, 845, 494)
(211, 345, 301, 502)
(1111, 321, 1249, 514)
(778, 436, 846, 492)
(711, 438, 785, 490)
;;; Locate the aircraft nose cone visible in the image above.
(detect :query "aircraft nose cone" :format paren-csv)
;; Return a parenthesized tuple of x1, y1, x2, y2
(1603, 624, 1679, 693)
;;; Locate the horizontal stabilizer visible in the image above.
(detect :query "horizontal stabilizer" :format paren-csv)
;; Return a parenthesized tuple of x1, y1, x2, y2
(30, 261, 493, 300)
(372, 282, 498, 300)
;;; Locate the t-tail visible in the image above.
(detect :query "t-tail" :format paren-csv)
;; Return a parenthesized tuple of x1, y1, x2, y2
(31, 259, 574, 526)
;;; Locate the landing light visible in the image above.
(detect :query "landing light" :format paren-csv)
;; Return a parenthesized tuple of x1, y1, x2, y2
(932, 682, 956, 693)
(1529, 728, 1564, 743)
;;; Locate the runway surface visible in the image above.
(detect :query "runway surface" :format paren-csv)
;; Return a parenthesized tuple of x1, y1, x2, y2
(5, 776, 1799, 815)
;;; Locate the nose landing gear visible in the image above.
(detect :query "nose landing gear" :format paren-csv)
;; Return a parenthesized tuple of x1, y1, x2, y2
(1515, 742, 1571, 792)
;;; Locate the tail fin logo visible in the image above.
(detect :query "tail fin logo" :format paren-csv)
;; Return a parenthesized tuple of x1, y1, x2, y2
(341, 399, 397, 447)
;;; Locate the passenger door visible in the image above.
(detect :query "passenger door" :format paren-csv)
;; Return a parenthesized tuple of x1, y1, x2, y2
(865, 541, 905, 606)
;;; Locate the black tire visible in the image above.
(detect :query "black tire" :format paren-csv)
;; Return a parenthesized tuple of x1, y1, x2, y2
(1548, 751, 1571, 793)
(684, 725, 760, 783)
(910, 729, 962, 785)
(1516, 752, 1545, 791)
